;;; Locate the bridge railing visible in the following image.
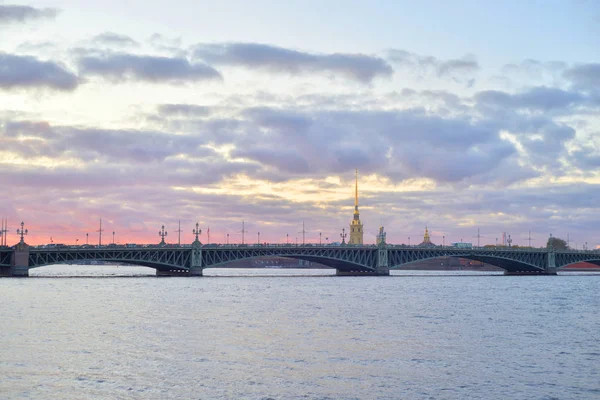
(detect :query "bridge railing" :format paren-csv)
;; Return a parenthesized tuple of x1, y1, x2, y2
(21, 243, 600, 254)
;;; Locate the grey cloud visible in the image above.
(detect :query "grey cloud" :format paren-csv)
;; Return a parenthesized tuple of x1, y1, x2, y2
(157, 104, 212, 117)
(147, 94, 580, 185)
(193, 42, 393, 83)
(2, 120, 211, 163)
(387, 49, 479, 81)
(475, 86, 588, 111)
(77, 52, 222, 83)
(571, 146, 600, 171)
(148, 33, 184, 56)
(92, 32, 139, 47)
(227, 107, 517, 183)
(16, 41, 58, 53)
(563, 63, 600, 89)
(437, 59, 479, 77)
(232, 148, 311, 174)
(0, 5, 58, 24)
(0, 52, 78, 91)
(502, 59, 567, 76)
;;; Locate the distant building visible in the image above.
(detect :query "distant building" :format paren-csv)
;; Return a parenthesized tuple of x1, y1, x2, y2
(452, 242, 473, 249)
(418, 226, 436, 247)
(349, 169, 364, 245)
(376, 226, 386, 245)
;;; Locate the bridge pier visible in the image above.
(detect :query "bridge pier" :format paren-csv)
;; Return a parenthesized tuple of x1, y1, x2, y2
(189, 241, 203, 276)
(5, 243, 30, 277)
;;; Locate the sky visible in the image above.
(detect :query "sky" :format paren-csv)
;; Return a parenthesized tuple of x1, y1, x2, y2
(0, 1, 599, 248)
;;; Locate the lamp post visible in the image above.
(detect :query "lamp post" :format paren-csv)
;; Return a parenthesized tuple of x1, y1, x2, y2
(286, 233, 289, 245)
(408, 236, 411, 247)
(159, 225, 168, 245)
(193, 223, 201, 243)
(340, 228, 347, 245)
(257, 232, 260, 245)
(16, 221, 28, 244)
(226, 233, 229, 245)
(76, 238, 79, 246)
(443, 235, 445, 248)
(86, 233, 88, 245)
(319, 232, 322, 245)
(97, 219, 103, 247)
(112, 231, 115, 244)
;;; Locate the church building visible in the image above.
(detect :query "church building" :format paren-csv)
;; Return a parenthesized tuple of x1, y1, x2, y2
(349, 169, 364, 244)
(418, 226, 436, 247)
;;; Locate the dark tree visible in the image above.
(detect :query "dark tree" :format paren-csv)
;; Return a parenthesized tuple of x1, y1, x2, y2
(547, 237, 568, 250)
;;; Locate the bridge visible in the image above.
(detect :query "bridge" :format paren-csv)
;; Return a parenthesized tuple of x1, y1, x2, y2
(1, 240, 599, 277)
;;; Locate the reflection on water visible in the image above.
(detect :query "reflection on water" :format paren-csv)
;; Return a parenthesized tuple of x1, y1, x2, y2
(3, 264, 599, 399)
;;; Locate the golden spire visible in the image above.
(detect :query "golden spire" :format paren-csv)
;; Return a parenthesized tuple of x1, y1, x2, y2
(354, 168, 359, 214)
(424, 226, 431, 243)
(355, 169, 358, 206)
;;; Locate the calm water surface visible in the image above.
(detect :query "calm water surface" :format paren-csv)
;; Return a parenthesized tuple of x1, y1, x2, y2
(1, 266, 599, 399)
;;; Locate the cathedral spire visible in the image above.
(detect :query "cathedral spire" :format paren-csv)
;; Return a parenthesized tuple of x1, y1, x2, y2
(354, 169, 359, 213)
(349, 168, 363, 245)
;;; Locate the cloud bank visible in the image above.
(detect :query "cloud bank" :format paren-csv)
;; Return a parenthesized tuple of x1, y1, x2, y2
(0, 53, 78, 91)
(0, 4, 58, 24)
(193, 42, 393, 83)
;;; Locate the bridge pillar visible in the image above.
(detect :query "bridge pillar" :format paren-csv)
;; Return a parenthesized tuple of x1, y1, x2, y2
(189, 242, 203, 276)
(10, 243, 30, 277)
(376, 243, 390, 276)
(545, 250, 558, 275)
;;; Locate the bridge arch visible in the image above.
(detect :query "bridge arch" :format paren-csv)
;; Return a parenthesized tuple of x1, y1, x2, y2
(201, 247, 378, 273)
(203, 254, 374, 272)
(557, 257, 600, 269)
(27, 258, 189, 273)
(390, 254, 545, 274)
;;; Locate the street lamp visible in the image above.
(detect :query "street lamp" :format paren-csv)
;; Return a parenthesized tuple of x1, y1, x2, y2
(193, 223, 201, 243)
(86, 233, 89, 245)
(76, 238, 79, 246)
(286, 233, 289, 245)
(340, 228, 347, 245)
(408, 236, 411, 246)
(319, 232, 322, 245)
(159, 225, 168, 245)
(112, 231, 115, 244)
(16, 221, 28, 244)
(257, 232, 260, 245)
(443, 235, 445, 247)
(226, 233, 229, 245)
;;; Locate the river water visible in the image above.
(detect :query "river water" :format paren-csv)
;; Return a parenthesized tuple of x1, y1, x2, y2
(1, 266, 599, 399)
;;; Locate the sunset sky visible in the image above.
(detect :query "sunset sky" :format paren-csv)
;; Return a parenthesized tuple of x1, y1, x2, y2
(1, 1, 599, 248)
